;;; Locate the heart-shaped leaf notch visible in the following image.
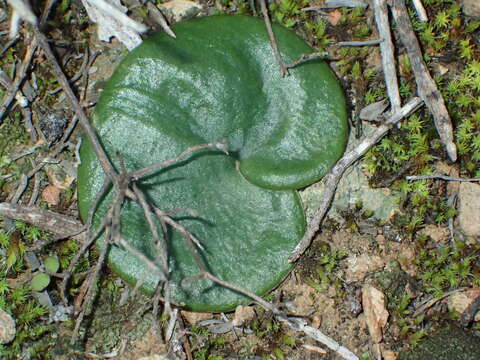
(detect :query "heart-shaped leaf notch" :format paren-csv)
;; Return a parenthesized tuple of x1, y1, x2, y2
(77, 15, 348, 312)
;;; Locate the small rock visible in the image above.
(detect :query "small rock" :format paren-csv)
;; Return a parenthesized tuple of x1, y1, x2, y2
(461, 0, 480, 17)
(382, 347, 397, 360)
(360, 100, 388, 121)
(362, 285, 389, 343)
(418, 225, 449, 244)
(397, 246, 418, 277)
(375, 234, 386, 246)
(0, 309, 15, 344)
(159, 0, 202, 24)
(39, 111, 67, 144)
(398, 325, 480, 359)
(181, 310, 211, 325)
(458, 182, 480, 237)
(138, 356, 167, 360)
(344, 254, 385, 282)
(311, 314, 322, 328)
(41, 185, 61, 206)
(232, 305, 255, 327)
(448, 290, 480, 322)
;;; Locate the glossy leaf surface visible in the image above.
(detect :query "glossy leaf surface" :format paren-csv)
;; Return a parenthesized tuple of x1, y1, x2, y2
(77, 15, 348, 311)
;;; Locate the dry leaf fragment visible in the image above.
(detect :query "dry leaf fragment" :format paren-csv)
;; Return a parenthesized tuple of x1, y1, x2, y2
(362, 285, 389, 343)
(41, 185, 61, 206)
(232, 305, 255, 326)
(327, 10, 342, 26)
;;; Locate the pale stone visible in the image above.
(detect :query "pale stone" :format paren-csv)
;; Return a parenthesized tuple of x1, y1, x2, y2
(181, 310, 211, 325)
(458, 182, 480, 237)
(344, 254, 385, 282)
(41, 185, 61, 206)
(461, 0, 480, 17)
(397, 246, 417, 277)
(448, 290, 480, 322)
(362, 285, 389, 344)
(159, 0, 202, 23)
(232, 305, 255, 326)
(0, 309, 15, 344)
(418, 224, 449, 244)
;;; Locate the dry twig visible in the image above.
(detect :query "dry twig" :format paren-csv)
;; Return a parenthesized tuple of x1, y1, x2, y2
(286, 52, 329, 69)
(337, 40, 382, 47)
(258, 0, 289, 76)
(406, 174, 480, 182)
(0, 202, 83, 236)
(412, 0, 428, 22)
(390, 0, 456, 161)
(373, 0, 401, 113)
(0, 38, 37, 121)
(289, 97, 423, 262)
(146, 1, 176, 38)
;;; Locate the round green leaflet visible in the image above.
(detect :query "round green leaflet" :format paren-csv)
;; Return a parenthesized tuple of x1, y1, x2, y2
(77, 15, 348, 311)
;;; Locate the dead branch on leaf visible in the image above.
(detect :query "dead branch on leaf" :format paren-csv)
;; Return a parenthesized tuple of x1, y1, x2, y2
(289, 97, 424, 263)
(286, 52, 329, 69)
(258, 0, 289, 76)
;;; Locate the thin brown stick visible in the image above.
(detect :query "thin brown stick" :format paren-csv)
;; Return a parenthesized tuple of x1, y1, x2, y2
(0, 202, 83, 235)
(131, 142, 227, 181)
(289, 97, 423, 262)
(390, 0, 456, 161)
(0, 38, 37, 121)
(152, 205, 204, 251)
(413, 288, 466, 317)
(0, 69, 37, 141)
(33, 26, 118, 183)
(27, 170, 41, 206)
(258, 0, 289, 77)
(373, 0, 401, 113)
(131, 184, 168, 273)
(71, 227, 112, 343)
(286, 52, 329, 69)
(406, 174, 480, 182)
(61, 216, 108, 303)
(337, 40, 382, 47)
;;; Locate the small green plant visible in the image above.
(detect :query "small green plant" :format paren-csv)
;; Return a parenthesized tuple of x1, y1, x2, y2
(414, 240, 480, 297)
(305, 245, 346, 293)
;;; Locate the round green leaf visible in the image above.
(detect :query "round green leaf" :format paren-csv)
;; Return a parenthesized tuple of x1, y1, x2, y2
(44, 256, 60, 273)
(31, 273, 50, 292)
(77, 15, 348, 311)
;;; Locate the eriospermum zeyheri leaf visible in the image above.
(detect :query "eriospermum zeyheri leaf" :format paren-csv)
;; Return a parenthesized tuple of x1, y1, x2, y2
(77, 15, 348, 311)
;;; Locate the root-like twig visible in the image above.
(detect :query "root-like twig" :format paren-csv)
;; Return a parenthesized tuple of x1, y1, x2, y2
(289, 97, 423, 262)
